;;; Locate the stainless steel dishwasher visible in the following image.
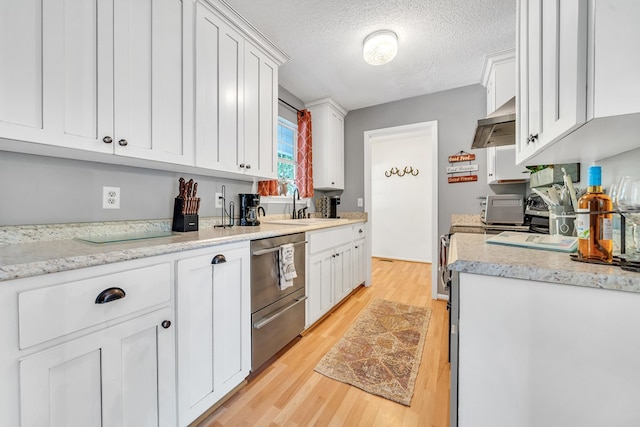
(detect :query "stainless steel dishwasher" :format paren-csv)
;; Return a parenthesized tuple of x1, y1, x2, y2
(250, 233, 307, 371)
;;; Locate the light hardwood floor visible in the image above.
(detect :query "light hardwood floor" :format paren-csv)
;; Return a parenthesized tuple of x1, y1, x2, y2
(198, 258, 450, 426)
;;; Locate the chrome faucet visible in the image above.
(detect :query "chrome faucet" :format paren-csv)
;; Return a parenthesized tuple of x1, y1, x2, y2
(292, 188, 300, 219)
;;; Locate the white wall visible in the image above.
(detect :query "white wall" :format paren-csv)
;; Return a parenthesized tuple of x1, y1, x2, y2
(371, 133, 432, 262)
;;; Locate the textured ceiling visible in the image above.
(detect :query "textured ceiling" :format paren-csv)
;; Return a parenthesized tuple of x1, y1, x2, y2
(225, 0, 517, 111)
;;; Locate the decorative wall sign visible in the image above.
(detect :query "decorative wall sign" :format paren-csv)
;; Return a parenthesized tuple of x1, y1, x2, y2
(448, 153, 476, 163)
(446, 150, 478, 184)
(446, 164, 479, 174)
(448, 175, 478, 183)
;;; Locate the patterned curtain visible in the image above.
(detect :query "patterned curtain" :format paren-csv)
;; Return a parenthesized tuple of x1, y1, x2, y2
(296, 109, 314, 198)
(258, 109, 314, 198)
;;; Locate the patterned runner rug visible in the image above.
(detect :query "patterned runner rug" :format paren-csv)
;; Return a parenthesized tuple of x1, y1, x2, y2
(314, 299, 432, 406)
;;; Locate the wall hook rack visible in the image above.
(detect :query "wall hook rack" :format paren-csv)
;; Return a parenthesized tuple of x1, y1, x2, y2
(385, 166, 419, 177)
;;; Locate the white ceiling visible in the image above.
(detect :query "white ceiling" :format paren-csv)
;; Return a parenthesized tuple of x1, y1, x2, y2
(225, 0, 517, 112)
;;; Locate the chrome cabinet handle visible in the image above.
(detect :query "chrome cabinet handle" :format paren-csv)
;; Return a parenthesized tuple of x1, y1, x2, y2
(252, 297, 308, 329)
(95, 287, 126, 304)
(103, 136, 113, 144)
(118, 139, 128, 146)
(211, 254, 227, 265)
(251, 241, 307, 256)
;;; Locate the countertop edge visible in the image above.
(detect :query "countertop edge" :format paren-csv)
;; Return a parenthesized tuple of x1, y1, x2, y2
(0, 219, 366, 282)
(447, 233, 640, 294)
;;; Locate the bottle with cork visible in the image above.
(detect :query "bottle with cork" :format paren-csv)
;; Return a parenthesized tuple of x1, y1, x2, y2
(575, 165, 613, 262)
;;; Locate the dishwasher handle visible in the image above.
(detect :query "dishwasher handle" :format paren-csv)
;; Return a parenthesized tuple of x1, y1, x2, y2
(251, 240, 307, 256)
(252, 296, 308, 329)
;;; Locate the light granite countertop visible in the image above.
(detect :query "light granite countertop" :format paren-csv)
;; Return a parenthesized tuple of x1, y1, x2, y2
(450, 213, 530, 234)
(0, 214, 366, 282)
(448, 233, 640, 294)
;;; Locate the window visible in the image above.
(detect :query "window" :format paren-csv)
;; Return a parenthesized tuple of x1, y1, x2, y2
(277, 117, 297, 196)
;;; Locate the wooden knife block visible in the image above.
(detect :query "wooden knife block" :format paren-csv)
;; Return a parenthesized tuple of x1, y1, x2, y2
(172, 198, 198, 232)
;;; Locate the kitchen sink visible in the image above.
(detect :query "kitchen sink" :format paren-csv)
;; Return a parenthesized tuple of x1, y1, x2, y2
(263, 218, 348, 226)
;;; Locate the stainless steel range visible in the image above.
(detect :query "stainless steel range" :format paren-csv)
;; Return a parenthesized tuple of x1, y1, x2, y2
(250, 233, 307, 371)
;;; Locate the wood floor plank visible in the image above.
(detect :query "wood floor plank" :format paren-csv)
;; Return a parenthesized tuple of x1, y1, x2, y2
(196, 258, 450, 426)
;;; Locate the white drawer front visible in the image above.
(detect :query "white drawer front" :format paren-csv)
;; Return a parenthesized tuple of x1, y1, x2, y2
(352, 224, 366, 241)
(308, 227, 352, 254)
(18, 262, 171, 349)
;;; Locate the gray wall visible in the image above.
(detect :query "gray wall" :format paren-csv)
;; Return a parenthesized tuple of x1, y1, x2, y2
(343, 84, 525, 237)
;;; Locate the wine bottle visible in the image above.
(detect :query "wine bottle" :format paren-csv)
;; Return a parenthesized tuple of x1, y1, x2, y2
(575, 166, 613, 262)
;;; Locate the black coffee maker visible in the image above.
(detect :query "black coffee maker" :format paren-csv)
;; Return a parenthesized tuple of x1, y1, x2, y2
(239, 193, 265, 226)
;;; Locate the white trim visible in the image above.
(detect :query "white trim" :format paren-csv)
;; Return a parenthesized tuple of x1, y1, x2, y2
(364, 121, 439, 299)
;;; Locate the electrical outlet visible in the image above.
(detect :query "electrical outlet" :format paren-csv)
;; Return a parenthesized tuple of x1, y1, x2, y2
(357, 198, 363, 207)
(215, 192, 223, 208)
(103, 186, 120, 209)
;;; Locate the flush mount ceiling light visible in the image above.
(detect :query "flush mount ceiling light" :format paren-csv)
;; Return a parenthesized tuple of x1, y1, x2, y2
(363, 30, 398, 65)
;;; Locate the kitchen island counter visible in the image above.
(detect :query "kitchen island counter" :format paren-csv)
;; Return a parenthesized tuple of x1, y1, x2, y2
(0, 215, 366, 282)
(448, 232, 640, 294)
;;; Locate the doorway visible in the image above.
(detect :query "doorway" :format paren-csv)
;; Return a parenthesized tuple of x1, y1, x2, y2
(364, 121, 439, 299)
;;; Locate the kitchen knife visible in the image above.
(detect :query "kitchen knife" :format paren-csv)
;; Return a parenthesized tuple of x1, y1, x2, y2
(192, 182, 198, 198)
(178, 177, 185, 198)
(186, 179, 194, 198)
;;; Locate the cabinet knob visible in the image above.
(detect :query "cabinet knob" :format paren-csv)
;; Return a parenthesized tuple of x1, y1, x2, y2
(118, 139, 128, 146)
(245, 164, 251, 169)
(161, 320, 171, 329)
(211, 254, 227, 264)
(95, 287, 126, 304)
(359, 229, 363, 233)
(331, 182, 335, 185)
(239, 164, 245, 168)
(103, 136, 113, 144)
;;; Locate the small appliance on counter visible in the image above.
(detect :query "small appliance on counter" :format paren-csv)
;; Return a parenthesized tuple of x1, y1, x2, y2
(525, 193, 551, 234)
(481, 194, 524, 225)
(316, 195, 341, 218)
(239, 193, 265, 226)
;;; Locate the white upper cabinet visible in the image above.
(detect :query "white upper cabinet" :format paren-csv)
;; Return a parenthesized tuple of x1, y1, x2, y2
(306, 98, 347, 190)
(194, 3, 243, 173)
(243, 41, 279, 180)
(0, 0, 193, 165)
(194, 2, 281, 180)
(516, 0, 640, 166)
(0, 0, 287, 179)
(482, 50, 529, 184)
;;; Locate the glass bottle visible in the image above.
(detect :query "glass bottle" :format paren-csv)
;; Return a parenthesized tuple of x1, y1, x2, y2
(575, 166, 613, 262)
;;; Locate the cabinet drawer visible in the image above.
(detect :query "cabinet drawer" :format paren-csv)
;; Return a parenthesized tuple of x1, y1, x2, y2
(352, 224, 366, 241)
(308, 227, 352, 254)
(18, 263, 171, 349)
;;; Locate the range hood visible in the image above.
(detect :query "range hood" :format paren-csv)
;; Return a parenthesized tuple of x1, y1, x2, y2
(471, 96, 516, 149)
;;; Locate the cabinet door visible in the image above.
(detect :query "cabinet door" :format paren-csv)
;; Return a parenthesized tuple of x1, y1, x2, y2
(113, 0, 192, 164)
(516, 0, 588, 164)
(307, 250, 334, 326)
(0, 0, 113, 153)
(331, 110, 345, 190)
(244, 42, 279, 179)
(194, 3, 243, 172)
(353, 238, 366, 288)
(176, 245, 250, 426)
(333, 243, 352, 303)
(309, 102, 345, 190)
(19, 307, 175, 427)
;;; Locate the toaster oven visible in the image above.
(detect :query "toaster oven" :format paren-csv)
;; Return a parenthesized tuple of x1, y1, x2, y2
(481, 194, 525, 225)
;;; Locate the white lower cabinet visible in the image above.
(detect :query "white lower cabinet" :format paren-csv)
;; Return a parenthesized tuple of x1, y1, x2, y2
(20, 307, 175, 427)
(333, 243, 353, 303)
(307, 224, 366, 327)
(308, 249, 335, 326)
(175, 242, 251, 427)
(0, 257, 176, 427)
(352, 238, 366, 288)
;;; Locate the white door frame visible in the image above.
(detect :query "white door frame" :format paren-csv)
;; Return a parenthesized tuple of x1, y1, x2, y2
(364, 121, 439, 300)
